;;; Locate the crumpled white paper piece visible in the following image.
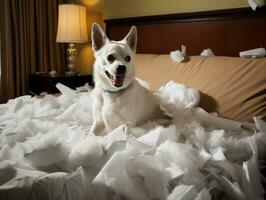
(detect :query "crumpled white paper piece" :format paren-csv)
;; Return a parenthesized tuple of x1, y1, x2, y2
(248, 0, 262, 11)
(254, 117, 266, 133)
(6, 96, 33, 113)
(137, 125, 178, 147)
(125, 137, 154, 156)
(241, 137, 264, 199)
(158, 81, 200, 109)
(24, 144, 68, 168)
(210, 147, 226, 161)
(218, 176, 246, 200)
(68, 134, 105, 168)
(0, 166, 47, 200)
(155, 140, 198, 171)
(56, 83, 77, 99)
(165, 163, 184, 179)
(126, 155, 170, 199)
(29, 167, 86, 200)
(160, 102, 242, 131)
(211, 160, 242, 183)
(195, 188, 211, 200)
(102, 125, 128, 149)
(76, 83, 92, 92)
(170, 45, 187, 63)
(56, 93, 94, 125)
(92, 151, 149, 200)
(239, 47, 266, 58)
(200, 48, 215, 56)
(167, 185, 198, 200)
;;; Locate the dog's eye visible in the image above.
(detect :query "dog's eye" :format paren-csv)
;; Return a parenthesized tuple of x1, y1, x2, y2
(125, 55, 131, 62)
(107, 54, 115, 62)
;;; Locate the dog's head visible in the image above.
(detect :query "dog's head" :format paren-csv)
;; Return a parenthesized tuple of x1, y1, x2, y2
(91, 23, 137, 92)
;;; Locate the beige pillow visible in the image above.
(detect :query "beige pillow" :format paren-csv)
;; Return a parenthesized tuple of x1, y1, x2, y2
(134, 54, 266, 122)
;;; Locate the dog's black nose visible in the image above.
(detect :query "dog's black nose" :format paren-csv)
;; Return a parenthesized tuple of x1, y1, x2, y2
(116, 65, 126, 75)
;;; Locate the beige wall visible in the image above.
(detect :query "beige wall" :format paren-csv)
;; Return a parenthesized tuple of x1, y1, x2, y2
(72, 0, 263, 19)
(76, 11, 103, 74)
(64, 0, 264, 74)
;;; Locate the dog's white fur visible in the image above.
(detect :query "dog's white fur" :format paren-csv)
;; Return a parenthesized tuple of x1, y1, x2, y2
(90, 23, 163, 135)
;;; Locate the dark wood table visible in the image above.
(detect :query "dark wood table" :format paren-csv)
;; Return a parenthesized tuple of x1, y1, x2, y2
(29, 73, 93, 95)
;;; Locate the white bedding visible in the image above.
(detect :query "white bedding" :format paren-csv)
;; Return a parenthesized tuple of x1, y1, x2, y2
(0, 80, 265, 200)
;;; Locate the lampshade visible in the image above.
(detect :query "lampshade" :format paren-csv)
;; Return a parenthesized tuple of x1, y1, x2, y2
(56, 4, 88, 43)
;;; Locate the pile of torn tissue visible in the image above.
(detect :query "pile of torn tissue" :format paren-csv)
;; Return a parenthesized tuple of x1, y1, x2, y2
(0, 80, 265, 200)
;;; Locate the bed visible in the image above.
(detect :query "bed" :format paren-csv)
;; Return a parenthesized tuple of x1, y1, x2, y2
(105, 6, 266, 122)
(0, 6, 266, 200)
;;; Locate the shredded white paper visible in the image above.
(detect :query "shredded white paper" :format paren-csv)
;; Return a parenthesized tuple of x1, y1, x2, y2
(0, 81, 265, 200)
(170, 45, 187, 63)
(200, 49, 215, 56)
(239, 47, 266, 58)
(248, 0, 262, 11)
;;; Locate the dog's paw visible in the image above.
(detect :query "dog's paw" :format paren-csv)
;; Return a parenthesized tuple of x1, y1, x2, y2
(89, 129, 95, 135)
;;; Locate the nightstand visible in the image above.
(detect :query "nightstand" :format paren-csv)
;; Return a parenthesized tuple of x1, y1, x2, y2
(29, 73, 93, 95)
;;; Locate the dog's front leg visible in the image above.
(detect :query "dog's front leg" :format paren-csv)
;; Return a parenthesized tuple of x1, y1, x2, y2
(90, 94, 105, 135)
(102, 109, 126, 132)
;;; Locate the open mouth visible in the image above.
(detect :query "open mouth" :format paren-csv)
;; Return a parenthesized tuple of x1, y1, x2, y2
(105, 71, 125, 87)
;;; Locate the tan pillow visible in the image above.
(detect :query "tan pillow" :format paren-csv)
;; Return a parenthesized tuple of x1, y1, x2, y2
(134, 54, 266, 122)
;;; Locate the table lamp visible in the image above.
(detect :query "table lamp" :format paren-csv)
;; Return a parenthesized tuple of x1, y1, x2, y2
(56, 4, 88, 75)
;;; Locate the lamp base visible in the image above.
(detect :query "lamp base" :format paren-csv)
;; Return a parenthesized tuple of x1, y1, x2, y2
(66, 43, 78, 75)
(65, 71, 78, 76)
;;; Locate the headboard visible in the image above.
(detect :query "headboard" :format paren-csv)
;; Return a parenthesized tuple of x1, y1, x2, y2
(105, 6, 266, 56)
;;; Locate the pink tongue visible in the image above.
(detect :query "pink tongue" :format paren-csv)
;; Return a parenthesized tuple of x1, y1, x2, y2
(114, 76, 124, 85)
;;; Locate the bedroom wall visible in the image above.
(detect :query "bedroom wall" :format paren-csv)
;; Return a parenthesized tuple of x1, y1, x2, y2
(63, 0, 264, 74)
(70, 0, 264, 19)
(75, 11, 103, 75)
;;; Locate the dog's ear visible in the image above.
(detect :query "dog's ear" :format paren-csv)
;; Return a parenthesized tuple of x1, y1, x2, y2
(123, 26, 137, 52)
(91, 23, 109, 51)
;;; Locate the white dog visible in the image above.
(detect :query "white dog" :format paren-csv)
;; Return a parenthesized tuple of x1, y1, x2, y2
(90, 23, 164, 135)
